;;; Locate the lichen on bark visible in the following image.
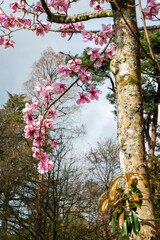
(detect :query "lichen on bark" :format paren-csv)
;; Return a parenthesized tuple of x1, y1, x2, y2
(110, 0, 157, 239)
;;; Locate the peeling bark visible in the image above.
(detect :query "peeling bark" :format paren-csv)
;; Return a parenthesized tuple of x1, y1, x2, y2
(110, 0, 157, 239)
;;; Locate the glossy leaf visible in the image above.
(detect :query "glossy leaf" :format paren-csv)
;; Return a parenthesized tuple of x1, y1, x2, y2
(109, 176, 122, 200)
(97, 198, 109, 213)
(119, 220, 128, 238)
(119, 211, 125, 229)
(109, 189, 117, 200)
(125, 172, 131, 183)
(112, 208, 122, 215)
(109, 215, 116, 234)
(132, 211, 141, 235)
(98, 189, 109, 202)
(132, 201, 142, 208)
(127, 215, 133, 234)
(114, 196, 125, 206)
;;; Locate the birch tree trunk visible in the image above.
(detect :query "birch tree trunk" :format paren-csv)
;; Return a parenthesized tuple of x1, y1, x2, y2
(110, 1, 157, 239)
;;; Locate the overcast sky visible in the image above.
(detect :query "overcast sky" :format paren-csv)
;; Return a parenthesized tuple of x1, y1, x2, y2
(0, 0, 151, 151)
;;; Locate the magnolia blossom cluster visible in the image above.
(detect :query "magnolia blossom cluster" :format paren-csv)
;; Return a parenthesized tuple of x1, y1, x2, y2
(76, 85, 102, 104)
(22, 80, 67, 174)
(90, 0, 109, 10)
(58, 22, 85, 38)
(0, 0, 71, 48)
(57, 58, 102, 104)
(0, 1, 159, 48)
(82, 23, 114, 45)
(87, 43, 116, 67)
(22, 66, 102, 173)
(49, 0, 70, 13)
(0, 11, 31, 48)
(59, 23, 114, 46)
(33, 22, 51, 36)
(0, 36, 15, 48)
(10, 1, 70, 14)
(142, 0, 160, 20)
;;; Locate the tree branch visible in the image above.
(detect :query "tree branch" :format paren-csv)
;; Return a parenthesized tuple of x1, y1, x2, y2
(40, 0, 52, 21)
(139, 25, 160, 31)
(47, 9, 113, 24)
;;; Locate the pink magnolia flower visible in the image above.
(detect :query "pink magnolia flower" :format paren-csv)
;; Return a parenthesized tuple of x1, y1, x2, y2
(32, 147, 41, 159)
(95, 24, 114, 46)
(58, 24, 74, 38)
(74, 22, 85, 31)
(76, 93, 90, 104)
(33, 22, 51, 36)
(48, 139, 58, 147)
(82, 30, 93, 42)
(24, 124, 39, 139)
(53, 82, 67, 94)
(2, 14, 17, 28)
(89, 84, 102, 100)
(67, 59, 82, 72)
(40, 151, 49, 162)
(90, 0, 107, 9)
(143, 0, 160, 20)
(49, 0, 70, 13)
(87, 48, 101, 61)
(23, 113, 34, 124)
(9, 2, 19, 13)
(35, 82, 43, 95)
(42, 83, 53, 102)
(32, 98, 41, 108)
(32, 1, 45, 12)
(15, 17, 32, 28)
(87, 48, 105, 67)
(96, 54, 105, 67)
(78, 68, 92, 83)
(43, 119, 54, 129)
(3, 38, 15, 48)
(33, 138, 43, 147)
(22, 103, 34, 115)
(32, 147, 49, 162)
(57, 64, 72, 77)
(106, 43, 116, 59)
(38, 160, 54, 174)
(47, 108, 57, 119)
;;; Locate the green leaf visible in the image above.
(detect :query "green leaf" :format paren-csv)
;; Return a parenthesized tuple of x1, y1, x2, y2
(126, 215, 133, 234)
(109, 215, 116, 234)
(132, 211, 141, 235)
(119, 220, 128, 238)
(133, 201, 142, 208)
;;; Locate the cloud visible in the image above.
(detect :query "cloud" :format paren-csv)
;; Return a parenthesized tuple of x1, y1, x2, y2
(0, 0, 116, 151)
